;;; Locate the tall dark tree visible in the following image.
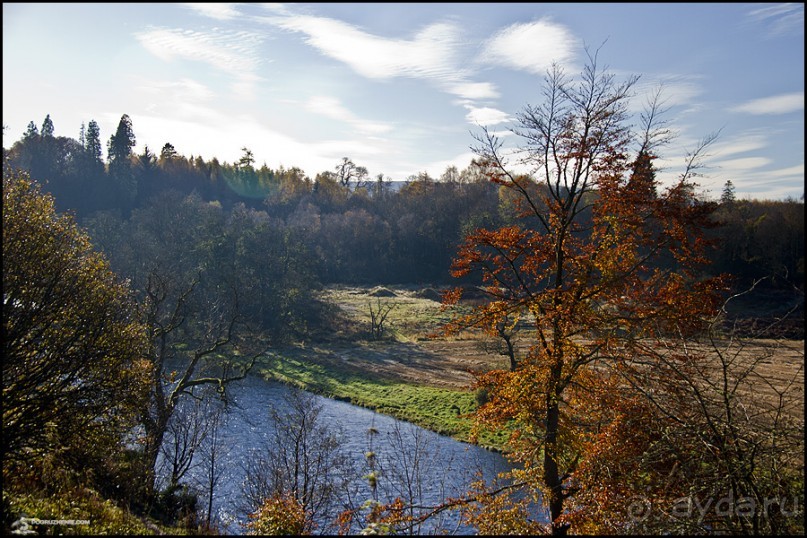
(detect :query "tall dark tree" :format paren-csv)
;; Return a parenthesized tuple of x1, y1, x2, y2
(160, 142, 178, 162)
(85, 119, 103, 167)
(107, 114, 137, 209)
(40, 114, 54, 138)
(720, 179, 736, 205)
(23, 120, 38, 141)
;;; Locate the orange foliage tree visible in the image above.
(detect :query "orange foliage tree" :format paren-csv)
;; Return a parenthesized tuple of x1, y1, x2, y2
(441, 50, 728, 534)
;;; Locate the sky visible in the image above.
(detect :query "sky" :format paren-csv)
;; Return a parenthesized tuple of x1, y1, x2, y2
(3, 2, 804, 200)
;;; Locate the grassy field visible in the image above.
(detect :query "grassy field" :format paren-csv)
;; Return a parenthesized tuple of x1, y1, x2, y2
(255, 284, 804, 454)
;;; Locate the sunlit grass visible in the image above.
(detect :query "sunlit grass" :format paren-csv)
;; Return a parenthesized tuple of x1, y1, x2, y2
(256, 353, 509, 451)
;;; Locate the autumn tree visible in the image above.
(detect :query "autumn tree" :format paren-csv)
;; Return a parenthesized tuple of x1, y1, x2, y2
(441, 51, 727, 534)
(567, 289, 805, 534)
(3, 167, 150, 472)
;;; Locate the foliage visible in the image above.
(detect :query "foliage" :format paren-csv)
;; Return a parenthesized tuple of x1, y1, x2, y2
(3, 166, 150, 466)
(244, 493, 309, 535)
(5, 112, 802, 290)
(440, 52, 730, 534)
(460, 480, 543, 535)
(3, 489, 175, 535)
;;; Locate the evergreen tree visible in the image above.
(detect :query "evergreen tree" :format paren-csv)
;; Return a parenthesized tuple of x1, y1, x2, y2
(41, 114, 54, 138)
(107, 114, 137, 210)
(720, 179, 736, 205)
(23, 121, 38, 141)
(85, 119, 103, 165)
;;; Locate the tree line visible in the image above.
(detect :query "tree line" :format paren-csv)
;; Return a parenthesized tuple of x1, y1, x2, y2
(4, 113, 803, 291)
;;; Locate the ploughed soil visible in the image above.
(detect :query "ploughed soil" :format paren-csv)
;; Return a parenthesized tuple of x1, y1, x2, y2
(293, 285, 804, 422)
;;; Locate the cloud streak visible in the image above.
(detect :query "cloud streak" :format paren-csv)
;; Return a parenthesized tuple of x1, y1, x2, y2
(182, 3, 242, 21)
(746, 3, 804, 37)
(731, 92, 804, 115)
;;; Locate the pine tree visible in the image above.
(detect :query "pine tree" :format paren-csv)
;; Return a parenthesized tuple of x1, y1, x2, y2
(23, 121, 38, 141)
(85, 120, 103, 166)
(107, 114, 137, 209)
(40, 114, 54, 138)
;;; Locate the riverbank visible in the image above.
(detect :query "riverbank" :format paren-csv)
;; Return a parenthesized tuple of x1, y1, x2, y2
(255, 343, 510, 451)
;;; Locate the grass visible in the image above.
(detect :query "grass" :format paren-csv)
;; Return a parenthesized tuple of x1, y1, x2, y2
(3, 489, 187, 536)
(256, 351, 510, 451)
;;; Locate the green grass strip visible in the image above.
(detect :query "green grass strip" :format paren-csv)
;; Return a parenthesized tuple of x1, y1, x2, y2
(255, 353, 509, 451)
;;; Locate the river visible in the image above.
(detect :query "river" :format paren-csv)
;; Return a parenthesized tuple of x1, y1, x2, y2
(169, 373, 528, 534)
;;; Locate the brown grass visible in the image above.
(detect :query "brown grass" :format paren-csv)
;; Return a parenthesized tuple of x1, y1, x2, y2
(311, 285, 804, 424)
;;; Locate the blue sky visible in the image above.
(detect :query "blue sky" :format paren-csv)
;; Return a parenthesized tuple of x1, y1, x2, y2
(3, 3, 804, 200)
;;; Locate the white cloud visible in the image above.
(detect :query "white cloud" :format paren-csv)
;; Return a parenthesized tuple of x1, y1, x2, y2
(446, 81, 500, 101)
(305, 95, 393, 134)
(766, 163, 804, 178)
(182, 3, 241, 21)
(731, 92, 804, 115)
(463, 105, 512, 126)
(269, 15, 461, 79)
(258, 11, 500, 104)
(134, 27, 264, 97)
(478, 18, 578, 74)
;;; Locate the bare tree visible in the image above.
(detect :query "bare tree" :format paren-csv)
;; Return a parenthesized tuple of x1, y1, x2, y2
(598, 282, 805, 534)
(241, 387, 356, 534)
(368, 298, 397, 340)
(335, 157, 368, 188)
(138, 268, 264, 498)
(197, 399, 230, 532)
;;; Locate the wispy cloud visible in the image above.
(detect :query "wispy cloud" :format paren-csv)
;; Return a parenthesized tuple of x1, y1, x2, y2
(182, 3, 242, 21)
(257, 11, 498, 103)
(305, 95, 393, 135)
(632, 77, 705, 113)
(708, 133, 768, 161)
(718, 163, 805, 199)
(713, 156, 772, 172)
(731, 92, 804, 115)
(746, 3, 804, 37)
(134, 26, 264, 97)
(478, 18, 578, 74)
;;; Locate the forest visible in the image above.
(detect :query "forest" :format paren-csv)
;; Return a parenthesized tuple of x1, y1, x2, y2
(3, 57, 804, 536)
(4, 111, 805, 293)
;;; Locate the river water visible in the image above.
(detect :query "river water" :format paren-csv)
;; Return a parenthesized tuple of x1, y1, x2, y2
(172, 373, 525, 534)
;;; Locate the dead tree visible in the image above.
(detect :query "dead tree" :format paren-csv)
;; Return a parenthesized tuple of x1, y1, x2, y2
(368, 298, 397, 340)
